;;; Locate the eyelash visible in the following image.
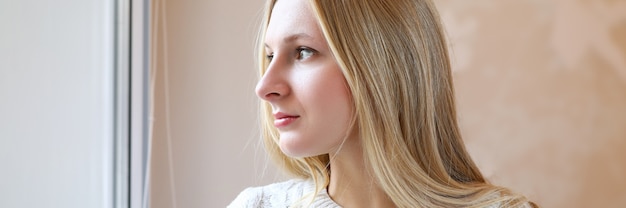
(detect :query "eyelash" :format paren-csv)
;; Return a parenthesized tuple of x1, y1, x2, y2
(266, 54, 274, 62)
(265, 47, 317, 62)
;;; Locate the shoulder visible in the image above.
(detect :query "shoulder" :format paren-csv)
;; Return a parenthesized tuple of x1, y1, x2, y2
(227, 179, 312, 208)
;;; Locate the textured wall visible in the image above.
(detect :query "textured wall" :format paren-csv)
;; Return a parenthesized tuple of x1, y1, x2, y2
(435, 0, 626, 207)
(151, 0, 626, 207)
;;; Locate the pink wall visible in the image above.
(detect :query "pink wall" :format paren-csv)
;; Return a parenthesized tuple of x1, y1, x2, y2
(151, 0, 626, 207)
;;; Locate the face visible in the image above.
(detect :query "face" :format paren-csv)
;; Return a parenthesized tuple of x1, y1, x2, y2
(256, 0, 354, 158)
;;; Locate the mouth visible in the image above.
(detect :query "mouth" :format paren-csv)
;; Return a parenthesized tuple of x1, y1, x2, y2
(273, 112, 300, 128)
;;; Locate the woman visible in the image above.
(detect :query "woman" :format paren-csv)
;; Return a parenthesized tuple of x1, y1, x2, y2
(230, 0, 537, 207)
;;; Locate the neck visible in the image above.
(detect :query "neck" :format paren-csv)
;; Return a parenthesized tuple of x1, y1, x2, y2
(326, 138, 395, 208)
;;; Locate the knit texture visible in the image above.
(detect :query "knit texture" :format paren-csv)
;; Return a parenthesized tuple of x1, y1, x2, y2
(229, 179, 532, 208)
(228, 179, 341, 208)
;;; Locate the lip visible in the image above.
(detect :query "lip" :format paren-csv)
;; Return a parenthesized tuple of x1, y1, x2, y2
(273, 112, 300, 128)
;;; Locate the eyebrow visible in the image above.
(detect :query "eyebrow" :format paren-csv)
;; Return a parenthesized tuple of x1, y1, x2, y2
(265, 33, 314, 48)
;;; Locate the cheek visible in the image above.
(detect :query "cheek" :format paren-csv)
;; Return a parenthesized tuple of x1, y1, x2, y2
(281, 64, 353, 157)
(305, 68, 353, 133)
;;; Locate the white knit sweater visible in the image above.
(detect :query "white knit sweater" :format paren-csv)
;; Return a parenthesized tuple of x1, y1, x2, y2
(229, 180, 531, 208)
(228, 179, 341, 208)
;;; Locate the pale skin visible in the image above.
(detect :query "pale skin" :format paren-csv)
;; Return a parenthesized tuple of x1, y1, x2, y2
(256, 0, 395, 207)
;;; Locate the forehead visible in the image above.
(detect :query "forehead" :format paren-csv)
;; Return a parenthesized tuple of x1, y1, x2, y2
(265, 0, 323, 45)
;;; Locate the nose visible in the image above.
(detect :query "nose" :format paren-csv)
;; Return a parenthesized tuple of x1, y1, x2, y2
(255, 61, 289, 101)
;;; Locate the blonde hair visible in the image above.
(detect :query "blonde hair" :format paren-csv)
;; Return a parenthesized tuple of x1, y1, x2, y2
(257, 0, 536, 207)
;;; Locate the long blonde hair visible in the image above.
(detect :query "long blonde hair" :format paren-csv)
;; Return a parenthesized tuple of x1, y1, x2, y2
(257, 0, 536, 207)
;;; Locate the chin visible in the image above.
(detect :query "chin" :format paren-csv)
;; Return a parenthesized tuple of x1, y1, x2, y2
(278, 136, 319, 158)
(279, 141, 307, 158)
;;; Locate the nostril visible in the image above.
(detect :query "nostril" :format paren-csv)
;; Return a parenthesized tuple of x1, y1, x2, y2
(266, 92, 281, 98)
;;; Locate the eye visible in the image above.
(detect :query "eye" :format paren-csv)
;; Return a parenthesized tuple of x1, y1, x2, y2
(295, 47, 316, 60)
(266, 53, 274, 62)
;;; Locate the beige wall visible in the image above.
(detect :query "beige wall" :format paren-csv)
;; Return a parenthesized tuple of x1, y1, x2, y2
(149, 0, 277, 207)
(151, 0, 626, 207)
(436, 1, 626, 207)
